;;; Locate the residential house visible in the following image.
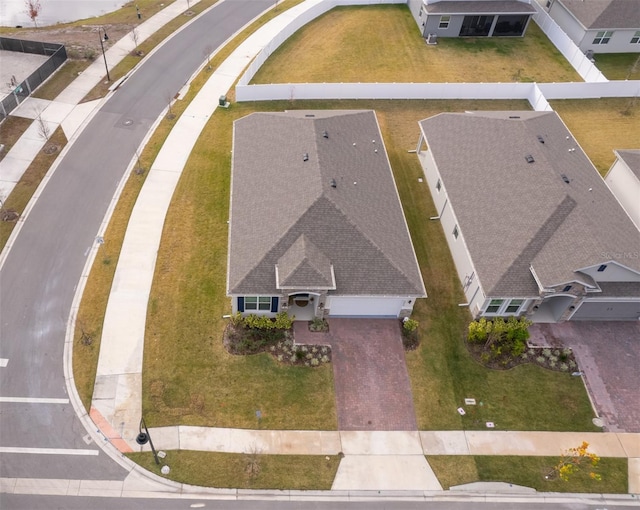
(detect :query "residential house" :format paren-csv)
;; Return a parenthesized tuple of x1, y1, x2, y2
(605, 149, 640, 230)
(416, 110, 640, 322)
(545, 0, 640, 53)
(407, 0, 536, 40)
(227, 110, 426, 321)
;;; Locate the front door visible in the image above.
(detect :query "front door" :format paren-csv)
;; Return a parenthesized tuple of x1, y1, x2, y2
(288, 293, 317, 321)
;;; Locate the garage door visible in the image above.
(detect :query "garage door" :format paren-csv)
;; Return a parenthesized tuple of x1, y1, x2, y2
(327, 297, 406, 317)
(571, 301, 640, 321)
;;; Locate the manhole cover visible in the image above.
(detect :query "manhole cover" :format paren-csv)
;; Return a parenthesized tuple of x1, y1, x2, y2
(123, 119, 134, 126)
(161, 465, 170, 475)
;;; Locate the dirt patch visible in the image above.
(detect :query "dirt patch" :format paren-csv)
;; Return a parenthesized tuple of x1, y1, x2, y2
(9, 23, 137, 60)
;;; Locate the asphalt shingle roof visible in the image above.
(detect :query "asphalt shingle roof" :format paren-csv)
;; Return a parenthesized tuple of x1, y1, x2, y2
(228, 110, 426, 298)
(418, 111, 640, 296)
(554, 0, 640, 29)
(425, 0, 535, 14)
(616, 149, 640, 180)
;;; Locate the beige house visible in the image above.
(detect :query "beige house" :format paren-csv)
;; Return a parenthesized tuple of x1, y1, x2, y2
(416, 110, 640, 322)
(227, 110, 426, 321)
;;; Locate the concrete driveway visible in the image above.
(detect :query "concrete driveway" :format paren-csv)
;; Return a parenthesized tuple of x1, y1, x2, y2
(294, 319, 418, 431)
(529, 321, 640, 432)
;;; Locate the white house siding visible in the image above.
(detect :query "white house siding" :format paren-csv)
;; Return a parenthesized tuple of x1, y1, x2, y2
(580, 29, 640, 54)
(580, 263, 640, 283)
(605, 160, 640, 230)
(423, 15, 465, 37)
(547, 2, 587, 46)
(419, 149, 485, 317)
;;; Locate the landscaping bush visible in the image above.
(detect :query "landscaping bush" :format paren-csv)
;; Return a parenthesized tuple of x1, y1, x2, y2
(467, 317, 534, 368)
(401, 317, 420, 350)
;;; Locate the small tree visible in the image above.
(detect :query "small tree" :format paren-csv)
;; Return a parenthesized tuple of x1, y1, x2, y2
(25, 0, 42, 28)
(130, 26, 140, 55)
(549, 442, 601, 482)
(36, 112, 51, 141)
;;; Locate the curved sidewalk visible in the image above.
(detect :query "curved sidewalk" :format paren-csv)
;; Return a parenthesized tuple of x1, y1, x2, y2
(0, 0, 205, 207)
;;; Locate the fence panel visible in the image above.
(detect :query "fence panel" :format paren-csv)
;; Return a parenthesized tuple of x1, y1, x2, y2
(0, 38, 66, 121)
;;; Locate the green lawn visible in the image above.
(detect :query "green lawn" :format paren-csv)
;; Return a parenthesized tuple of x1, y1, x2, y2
(252, 5, 580, 84)
(593, 53, 640, 80)
(552, 98, 640, 175)
(128, 451, 340, 489)
(428, 456, 628, 493)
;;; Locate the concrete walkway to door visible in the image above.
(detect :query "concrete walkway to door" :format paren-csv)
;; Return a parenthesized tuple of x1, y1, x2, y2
(294, 318, 418, 431)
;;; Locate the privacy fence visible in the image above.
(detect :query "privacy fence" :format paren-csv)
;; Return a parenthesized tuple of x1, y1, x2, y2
(236, 0, 639, 108)
(0, 37, 67, 121)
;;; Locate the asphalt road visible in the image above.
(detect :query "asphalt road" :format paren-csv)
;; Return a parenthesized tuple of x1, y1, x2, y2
(0, 0, 271, 482)
(2, 494, 636, 510)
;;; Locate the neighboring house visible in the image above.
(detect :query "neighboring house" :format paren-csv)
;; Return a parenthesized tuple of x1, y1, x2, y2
(416, 110, 640, 322)
(545, 0, 640, 53)
(605, 149, 640, 230)
(227, 110, 426, 321)
(407, 0, 536, 40)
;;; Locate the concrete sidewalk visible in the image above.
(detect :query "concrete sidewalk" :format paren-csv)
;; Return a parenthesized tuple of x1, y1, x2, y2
(0, 0, 204, 202)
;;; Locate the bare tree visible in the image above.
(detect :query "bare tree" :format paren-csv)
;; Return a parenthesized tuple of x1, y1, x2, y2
(130, 26, 140, 55)
(36, 111, 51, 141)
(202, 44, 213, 71)
(25, 0, 42, 28)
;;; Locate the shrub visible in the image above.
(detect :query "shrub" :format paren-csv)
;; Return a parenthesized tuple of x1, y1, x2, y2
(403, 318, 419, 334)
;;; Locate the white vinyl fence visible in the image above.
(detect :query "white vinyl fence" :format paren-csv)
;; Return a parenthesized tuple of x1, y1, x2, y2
(530, 3, 608, 83)
(235, 0, 639, 109)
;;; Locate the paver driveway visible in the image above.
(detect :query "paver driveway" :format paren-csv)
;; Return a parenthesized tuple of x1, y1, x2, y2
(294, 319, 417, 431)
(529, 321, 640, 433)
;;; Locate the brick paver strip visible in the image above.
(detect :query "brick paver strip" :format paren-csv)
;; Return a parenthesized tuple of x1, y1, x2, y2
(295, 319, 418, 431)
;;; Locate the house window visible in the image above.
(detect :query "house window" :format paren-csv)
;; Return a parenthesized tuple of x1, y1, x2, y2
(439, 16, 451, 29)
(245, 296, 272, 311)
(631, 31, 640, 44)
(562, 285, 572, 293)
(436, 179, 442, 192)
(597, 264, 607, 272)
(505, 299, 524, 313)
(453, 225, 459, 239)
(593, 31, 613, 44)
(486, 299, 504, 313)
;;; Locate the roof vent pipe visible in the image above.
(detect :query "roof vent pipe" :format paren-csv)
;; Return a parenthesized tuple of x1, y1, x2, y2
(303, 153, 309, 162)
(323, 130, 328, 138)
(330, 179, 337, 188)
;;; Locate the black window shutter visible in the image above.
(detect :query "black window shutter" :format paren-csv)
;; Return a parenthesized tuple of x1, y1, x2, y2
(271, 297, 279, 313)
(237, 297, 244, 312)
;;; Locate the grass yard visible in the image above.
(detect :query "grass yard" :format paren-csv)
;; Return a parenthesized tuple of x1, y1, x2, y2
(0, 127, 67, 250)
(427, 456, 628, 493)
(32, 60, 92, 100)
(251, 5, 580, 84)
(552, 98, 640, 175)
(128, 451, 340, 489)
(593, 53, 640, 80)
(140, 97, 597, 433)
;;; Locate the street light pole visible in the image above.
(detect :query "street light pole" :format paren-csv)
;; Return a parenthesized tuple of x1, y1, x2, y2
(98, 27, 111, 81)
(136, 416, 160, 465)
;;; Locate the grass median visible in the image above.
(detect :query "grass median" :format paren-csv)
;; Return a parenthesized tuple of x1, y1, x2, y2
(428, 455, 628, 493)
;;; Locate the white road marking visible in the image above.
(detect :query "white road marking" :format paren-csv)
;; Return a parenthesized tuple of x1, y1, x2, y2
(0, 397, 69, 404)
(0, 447, 99, 456)
(0, 359, 7, 367)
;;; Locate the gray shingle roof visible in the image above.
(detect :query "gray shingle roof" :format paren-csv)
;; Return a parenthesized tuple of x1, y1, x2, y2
(276, 234, 335, 289)
(554, 0, 640, 29)
(418, 111, 640, 296)
(615, 149, 640, 180)
(425, 0, 536, 14)
(228, 110, 426, 298)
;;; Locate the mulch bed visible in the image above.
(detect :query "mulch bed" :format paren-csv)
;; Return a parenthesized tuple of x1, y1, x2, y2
(466, 341, 579, 372)
(223, 323, 332, 367)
